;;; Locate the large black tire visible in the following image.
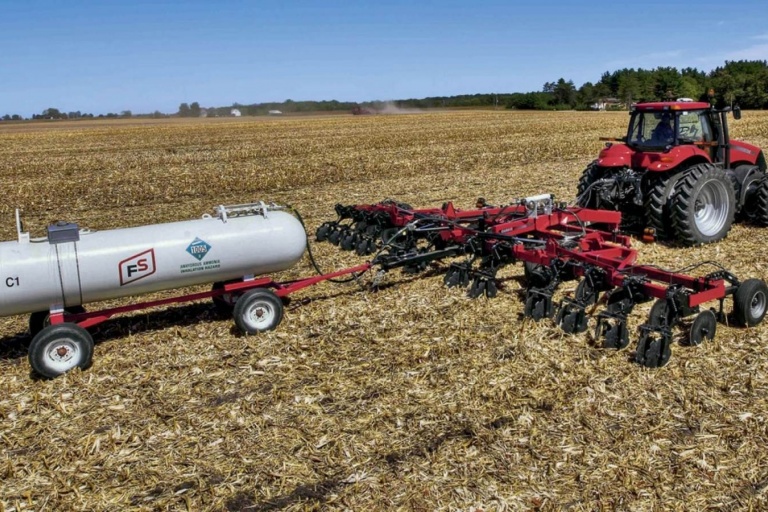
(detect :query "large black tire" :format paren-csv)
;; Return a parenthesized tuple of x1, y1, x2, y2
(670, 163, 736, 246)
(731, 165, 762, 218)
(741, 173, 768, 226)
(733, 278, 768, 327)
(29, 323, 94, 379)
(644, 172, 682, 240)
(233, 289, 284, 334)
(575, 161, 603, 208)
(29, 306, 86, 337)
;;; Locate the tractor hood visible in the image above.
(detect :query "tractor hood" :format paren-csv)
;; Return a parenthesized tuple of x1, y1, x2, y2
(597, 143, 712, 173)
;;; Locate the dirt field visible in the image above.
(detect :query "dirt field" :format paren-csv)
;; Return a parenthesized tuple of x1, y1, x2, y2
(1, 110, 768, 511)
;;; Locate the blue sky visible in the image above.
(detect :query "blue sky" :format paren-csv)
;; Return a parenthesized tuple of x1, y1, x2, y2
(1, 0, 767, 116)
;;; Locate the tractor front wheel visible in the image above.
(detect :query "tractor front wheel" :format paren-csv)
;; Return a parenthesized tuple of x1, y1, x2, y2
(671, 164, 736, 246)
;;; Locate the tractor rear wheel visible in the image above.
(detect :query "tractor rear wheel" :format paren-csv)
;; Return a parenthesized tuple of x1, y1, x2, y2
(742, 173, 768, 226)
(670, 163, 736, 246)
(576, 161, 603, 208)
(644, 172, 682, 241)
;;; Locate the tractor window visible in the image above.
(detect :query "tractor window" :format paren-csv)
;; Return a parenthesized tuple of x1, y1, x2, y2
(678, 112, 704, 143)
(698, 112, 714, 142)
(629, 112, 675, 147)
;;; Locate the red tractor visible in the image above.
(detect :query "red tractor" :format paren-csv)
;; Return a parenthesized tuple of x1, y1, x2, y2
(577, 100, 767, 245)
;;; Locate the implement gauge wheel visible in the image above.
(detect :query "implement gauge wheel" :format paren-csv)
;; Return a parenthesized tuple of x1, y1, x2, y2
(234, 289, 285, 334)
(733, 278, 768, 327)
(28, 323, 94, 379)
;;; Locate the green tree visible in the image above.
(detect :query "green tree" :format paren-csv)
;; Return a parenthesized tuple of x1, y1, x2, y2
(553, 78, 577, 107)
(178, 103, 191, 117)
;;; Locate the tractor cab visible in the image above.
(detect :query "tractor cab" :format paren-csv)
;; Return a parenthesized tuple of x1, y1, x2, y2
(627, 104, 715, 149)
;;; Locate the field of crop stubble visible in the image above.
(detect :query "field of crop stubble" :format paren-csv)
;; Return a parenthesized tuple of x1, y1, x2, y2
(1, 110, 768, 511)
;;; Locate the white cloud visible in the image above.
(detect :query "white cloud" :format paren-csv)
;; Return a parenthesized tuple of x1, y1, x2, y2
(752, 33, 768, 41)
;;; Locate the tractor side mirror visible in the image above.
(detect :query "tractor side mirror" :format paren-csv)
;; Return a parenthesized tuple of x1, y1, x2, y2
(733, 105, 742, 120)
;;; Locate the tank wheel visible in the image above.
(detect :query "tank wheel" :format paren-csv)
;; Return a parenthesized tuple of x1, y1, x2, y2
(644, 172, 682, 241)
(733, 278, 768, 327)
(29, 306, 86, 337)
(742, 174, 768, 226)
(28, 323, 94, 379)
(688, 310, 717, 346)
(671, 163, 736, 246)
(575, 160, 604, 208)
(234, 289, 284, 334)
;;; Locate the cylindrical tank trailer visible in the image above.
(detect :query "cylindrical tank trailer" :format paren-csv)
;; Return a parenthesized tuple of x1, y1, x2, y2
(7, 202, 311, 378)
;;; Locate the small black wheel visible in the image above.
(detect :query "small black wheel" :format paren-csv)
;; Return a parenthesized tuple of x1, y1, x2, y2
(733, 278, 768, 327)
(688, 310, 717, 346)
(211, 282, 236, 315)
(28, 323, 94, 379)
(648, 299, 673, 327)
(315, 222, 333, 241)
(574, 279, 597, 306)
(233, 289, 284, 334)
(29, 306, 86, 337)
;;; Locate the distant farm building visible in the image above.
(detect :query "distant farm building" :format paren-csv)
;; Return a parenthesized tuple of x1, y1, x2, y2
(231, 109, 242, 117)
(268, 110, 282, 115)
(590, 98, 622, 111)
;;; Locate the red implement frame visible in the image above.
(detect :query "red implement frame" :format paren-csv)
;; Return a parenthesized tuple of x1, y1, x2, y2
(47, 263, 372, 329)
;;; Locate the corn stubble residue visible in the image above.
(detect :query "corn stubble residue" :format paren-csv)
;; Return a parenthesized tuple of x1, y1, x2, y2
(1, 111, 768, 511)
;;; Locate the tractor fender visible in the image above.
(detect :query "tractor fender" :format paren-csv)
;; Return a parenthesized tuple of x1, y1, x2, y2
(640, 146, 711, 173)
(731, 141, 763, 167)
(597, 144, 632, 168)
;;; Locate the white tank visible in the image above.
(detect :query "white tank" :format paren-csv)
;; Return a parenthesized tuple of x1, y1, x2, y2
(0, 203, 306, 316)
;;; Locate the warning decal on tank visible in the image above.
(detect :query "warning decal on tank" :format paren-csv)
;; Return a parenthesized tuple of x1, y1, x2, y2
(119, 249, 157, 286)
(186, 237, 211, 261)
(181, 237, 220, 274)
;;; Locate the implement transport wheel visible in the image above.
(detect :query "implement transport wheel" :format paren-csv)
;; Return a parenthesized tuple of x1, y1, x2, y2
(575, 161, 604, 208)
(671, 163, 736, 246)
(29, 323, 94, 379)
(29, 306, 86, 337)
(689, 310, 717, 346)
(234, 289, 285, 334)
(733, 278, 768, 327)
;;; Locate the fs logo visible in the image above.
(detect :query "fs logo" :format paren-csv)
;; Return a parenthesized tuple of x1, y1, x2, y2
(186, 237, 211, 261)
(119, 249, 156, 286)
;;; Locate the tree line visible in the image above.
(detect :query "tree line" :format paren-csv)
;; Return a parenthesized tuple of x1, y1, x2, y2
(4, 59, 767, 121)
